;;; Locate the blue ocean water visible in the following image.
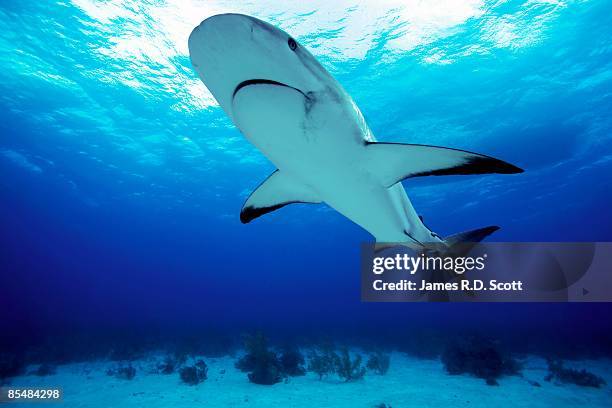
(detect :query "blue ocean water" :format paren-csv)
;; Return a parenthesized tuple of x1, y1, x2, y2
(1, 0, 612, 370)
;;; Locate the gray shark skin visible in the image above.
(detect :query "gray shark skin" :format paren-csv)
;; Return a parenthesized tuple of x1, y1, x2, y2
(188, 14, 523, 244)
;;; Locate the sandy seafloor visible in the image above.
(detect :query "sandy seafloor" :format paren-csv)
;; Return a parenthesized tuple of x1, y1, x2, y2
(5, 352, 611, 408)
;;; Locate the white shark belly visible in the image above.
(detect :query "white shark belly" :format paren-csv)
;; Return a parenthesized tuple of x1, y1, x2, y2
(317, 175, 412, 242)
(231, 82, 435, 242)
(263, 137, 416, 242)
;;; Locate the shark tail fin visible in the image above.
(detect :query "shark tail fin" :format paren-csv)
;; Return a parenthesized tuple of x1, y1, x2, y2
(425, 226, 500, 301)
(443, 225, 499, 256)
(374, 226, 499, 255)
(374, 226, 499, 301)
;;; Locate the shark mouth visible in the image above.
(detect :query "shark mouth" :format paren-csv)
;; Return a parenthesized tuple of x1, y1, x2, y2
(232, 79, 309, 99)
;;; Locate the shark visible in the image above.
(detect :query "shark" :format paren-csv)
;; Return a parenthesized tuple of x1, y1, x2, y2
(188, 13, 523, 246)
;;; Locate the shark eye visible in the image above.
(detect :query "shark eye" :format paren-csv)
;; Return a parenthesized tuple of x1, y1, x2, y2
(287, 38, 297, 51)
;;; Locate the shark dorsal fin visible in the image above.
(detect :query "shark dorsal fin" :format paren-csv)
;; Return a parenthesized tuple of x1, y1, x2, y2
(240, 170, 321, 224)
(365, 142, 523, 187)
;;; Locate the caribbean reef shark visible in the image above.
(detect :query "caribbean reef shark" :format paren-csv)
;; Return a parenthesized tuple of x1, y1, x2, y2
(188, 14, 523, 245)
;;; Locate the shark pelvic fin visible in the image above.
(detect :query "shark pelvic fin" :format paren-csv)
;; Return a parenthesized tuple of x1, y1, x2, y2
(365, 142, 523, 187)
(240, 170, 321, 224)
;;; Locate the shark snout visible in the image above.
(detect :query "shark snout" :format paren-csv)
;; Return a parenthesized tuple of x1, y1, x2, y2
(190, 13, 321, 120)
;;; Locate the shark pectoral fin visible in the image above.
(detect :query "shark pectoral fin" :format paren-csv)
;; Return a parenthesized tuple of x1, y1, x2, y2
(365, 142, 523, 187)
(240, 170, 321, 224)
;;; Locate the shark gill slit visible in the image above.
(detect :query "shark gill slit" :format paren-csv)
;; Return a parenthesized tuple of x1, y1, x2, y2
(232, 79, 310, 99)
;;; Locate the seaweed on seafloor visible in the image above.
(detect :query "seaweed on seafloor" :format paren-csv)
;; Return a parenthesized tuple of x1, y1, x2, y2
(307, 347, 338, 380)
(335, 348, 366, 382)
(366, 350, 391, 375)
(545, 359, 606, 388)
(236, 332, 283, 385)
(172, 349, 189, 366)
(156, 355, 179, 375)
(235, 352, 256, 372)
(235, 332, 267, 372)
(441, 336, 522, 386)
(179, 359, 208, 386)
(106, 364, 136, 380)
(279, 347, 306, 376)
(248, 358, 283, 385)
